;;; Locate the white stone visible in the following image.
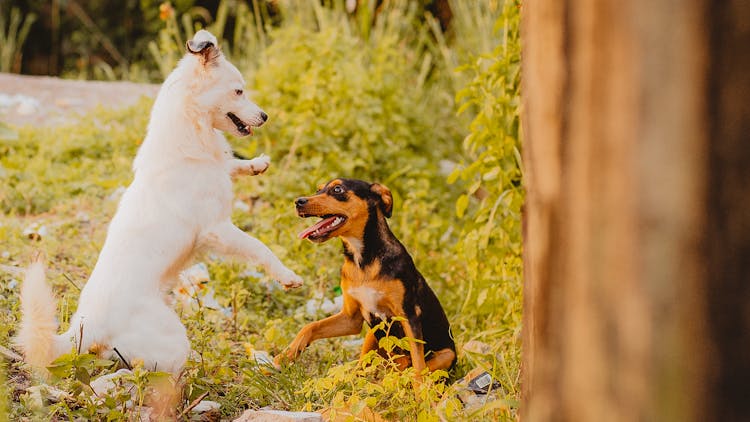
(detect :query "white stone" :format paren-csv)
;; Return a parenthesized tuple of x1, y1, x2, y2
(192, 400, 221, 413)
(233, 200, 251, 212)
(234, 409, 322, 422)
(90, 369, 133, 396)
(16, 97, 40, 115)
(462, 340, 493, 355)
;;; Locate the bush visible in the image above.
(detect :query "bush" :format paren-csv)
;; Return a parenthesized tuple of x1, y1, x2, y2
(0, 1, 522, 420)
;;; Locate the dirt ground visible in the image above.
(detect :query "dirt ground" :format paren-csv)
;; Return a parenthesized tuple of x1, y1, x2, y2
(0, 73, 159, 127)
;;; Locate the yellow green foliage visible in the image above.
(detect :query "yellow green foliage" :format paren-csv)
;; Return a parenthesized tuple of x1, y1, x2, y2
(0, 1, 521, 420)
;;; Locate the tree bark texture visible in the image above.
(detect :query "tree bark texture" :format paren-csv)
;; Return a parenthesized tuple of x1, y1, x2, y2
(521, 0, 749, 420)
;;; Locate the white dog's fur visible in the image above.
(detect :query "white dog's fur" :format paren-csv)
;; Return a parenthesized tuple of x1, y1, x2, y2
(16, 30, 302, 374)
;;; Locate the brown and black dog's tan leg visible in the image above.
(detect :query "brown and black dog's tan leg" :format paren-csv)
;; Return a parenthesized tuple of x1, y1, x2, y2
(359, 329, 379, 362)
(426, 348, 456, 372)
(400, 316, 427, 380)
(276, 296, 363, 366)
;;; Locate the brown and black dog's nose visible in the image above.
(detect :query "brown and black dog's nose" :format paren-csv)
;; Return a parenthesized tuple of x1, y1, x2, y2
(295, 197, 308, 207)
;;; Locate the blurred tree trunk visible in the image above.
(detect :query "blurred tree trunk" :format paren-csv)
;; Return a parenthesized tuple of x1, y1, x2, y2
(521, 0, 750, 420)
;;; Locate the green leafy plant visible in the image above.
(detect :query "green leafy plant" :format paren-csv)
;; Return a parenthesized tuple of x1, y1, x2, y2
(447, 0, 523, 413)
(300, 318, 452, 421)
(450, 0, 522, 289)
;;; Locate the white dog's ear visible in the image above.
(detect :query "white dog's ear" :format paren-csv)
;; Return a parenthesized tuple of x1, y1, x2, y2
(186, 30, 221, 66)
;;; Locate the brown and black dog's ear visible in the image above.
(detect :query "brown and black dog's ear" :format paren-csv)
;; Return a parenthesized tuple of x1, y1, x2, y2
(186, 30, 221, 66)
(370, 183, 393, 218)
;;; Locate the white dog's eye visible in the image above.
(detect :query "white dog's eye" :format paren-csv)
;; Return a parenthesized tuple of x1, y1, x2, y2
(235, 89, 243, 96)
(332, 186, 344, 194)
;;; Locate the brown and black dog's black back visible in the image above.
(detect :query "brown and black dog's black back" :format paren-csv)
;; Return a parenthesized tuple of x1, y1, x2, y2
(277, 178, 456, 374)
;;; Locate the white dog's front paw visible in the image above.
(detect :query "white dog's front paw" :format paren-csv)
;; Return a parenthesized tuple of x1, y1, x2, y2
(249, 153, 271, 175)
(274, 268, 303, 290)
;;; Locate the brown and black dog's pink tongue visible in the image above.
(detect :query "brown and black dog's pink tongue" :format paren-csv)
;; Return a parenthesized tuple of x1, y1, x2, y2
(298, 216, 338, 239)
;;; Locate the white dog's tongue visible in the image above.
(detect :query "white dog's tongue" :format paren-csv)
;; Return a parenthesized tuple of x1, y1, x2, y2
(298, 216, 338, 239)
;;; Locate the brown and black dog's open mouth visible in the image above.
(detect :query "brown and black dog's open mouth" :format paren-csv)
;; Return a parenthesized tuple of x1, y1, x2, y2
(227, 112, 253, 135)
(297, 213, 347, 241)
(295, 179, 381, 242)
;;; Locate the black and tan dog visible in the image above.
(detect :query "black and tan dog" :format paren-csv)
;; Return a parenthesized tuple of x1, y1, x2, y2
(275, 178, 456, 376)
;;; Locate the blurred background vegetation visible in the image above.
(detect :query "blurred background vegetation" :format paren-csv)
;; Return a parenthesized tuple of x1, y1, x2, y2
(1, 0, 457, 81)
(1, 0, 521, 419)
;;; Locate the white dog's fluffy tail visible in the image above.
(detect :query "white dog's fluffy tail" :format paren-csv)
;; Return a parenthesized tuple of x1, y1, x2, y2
(15, 260, 67, 370)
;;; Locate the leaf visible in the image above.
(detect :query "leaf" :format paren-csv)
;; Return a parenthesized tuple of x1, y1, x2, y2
(456, 194, 469, 218)
(46, 362, 71, 379)
(74, 366, 91, 385)
(477, 288, 488, 307)
(349, 397, 366, 416)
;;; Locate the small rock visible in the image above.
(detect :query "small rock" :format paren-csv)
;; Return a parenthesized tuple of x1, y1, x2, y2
(234, 200, 251, 212)
(90, 369, 133, 396)
(76, 211, 90, 223)
(462, 340, 493, 355)
(175, 263, 230, 313)
(456, 388, 502, 414)
(25, 384, 70, 404)
(439, 159, 457, 176)
(341, 338, 364, 348)
(234, 409, 322, 422)
(250, 350, 275, 367)
(321, 295, 343, 314)
(320, 406, 387, 422)
(15, 96, 40, 115)
(303, 294, 343, 317)
(108, 186, 126, 202)
(192, 399, 221, 414)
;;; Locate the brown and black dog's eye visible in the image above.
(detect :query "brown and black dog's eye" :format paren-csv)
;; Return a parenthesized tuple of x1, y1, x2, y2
(331, 185, 344, 194)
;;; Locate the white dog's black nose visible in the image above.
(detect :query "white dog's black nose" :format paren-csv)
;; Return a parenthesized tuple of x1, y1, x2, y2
(295, 197, 308, 207)
(260, 111, 268, 122)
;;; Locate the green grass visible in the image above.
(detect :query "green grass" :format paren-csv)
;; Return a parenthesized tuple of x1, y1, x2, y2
(0, 100, 519, 421)
(0, 1, 521, 420)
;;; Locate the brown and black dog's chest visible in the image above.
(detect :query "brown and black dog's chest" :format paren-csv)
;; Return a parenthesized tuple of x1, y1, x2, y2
(340, 257, 455, 357)
(341, 260, 406, 324)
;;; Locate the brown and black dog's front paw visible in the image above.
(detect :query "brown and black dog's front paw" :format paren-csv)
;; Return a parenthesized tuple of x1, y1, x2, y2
(273, 328, 313, 368)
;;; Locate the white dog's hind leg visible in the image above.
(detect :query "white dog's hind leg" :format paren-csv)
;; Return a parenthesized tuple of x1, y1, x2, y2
(200, 221, 302, 289)
(230, 153, 271, 177)
(108, 302, 190, 374)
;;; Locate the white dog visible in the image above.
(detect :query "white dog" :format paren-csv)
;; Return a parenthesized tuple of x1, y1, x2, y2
(16, 30, 302, 375)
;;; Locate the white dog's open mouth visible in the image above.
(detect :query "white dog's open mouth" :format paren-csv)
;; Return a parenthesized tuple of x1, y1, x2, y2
(227, 112, 252, 136)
